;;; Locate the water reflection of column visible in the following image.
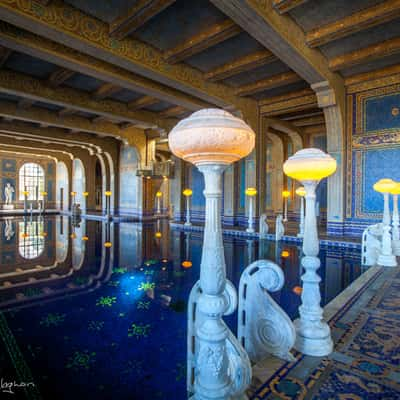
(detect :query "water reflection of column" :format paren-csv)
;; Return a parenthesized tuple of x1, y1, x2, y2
(184, 231, 190, 262)
(258, 238, 270, 260)
(324, 252, 343, 303)
(247, 239, 254, 265)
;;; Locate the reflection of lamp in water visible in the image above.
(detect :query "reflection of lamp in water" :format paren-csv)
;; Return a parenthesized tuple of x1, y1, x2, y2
(374, 178, 397, 266)
(82, 235, 89, 241)
(105, 191, 112, 219)
(282, 190, 290, 222)
(156, 191, 162, 214)
(181, 260, 192, 268)
(295, 187, 306, 238)
(245, 187, 257, 233)
(281, 250, 290, 258)
(390, 182, 400, 256)
(169, 108, 255, 399)
(104, 241, 112, 248)
(183, 189, 192, 226)
(70, 232, 77, 239)
(284, 148, 336, 357)
(155, 231, 162, 238)
(41, 191, 47, 214)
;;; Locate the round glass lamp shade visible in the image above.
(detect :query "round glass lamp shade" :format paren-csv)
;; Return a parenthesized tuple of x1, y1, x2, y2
(283, 148, 337, 181)
(282, 190, 290, 198)
(168, 109, 255, 165)
(156, 191, 162, 198)
(183, 188, 193, 197)
(390, 182, 400, 195)
(245, 187, 257, 196)
(373, 178, 396, 193)
(295, 186, 306, 197)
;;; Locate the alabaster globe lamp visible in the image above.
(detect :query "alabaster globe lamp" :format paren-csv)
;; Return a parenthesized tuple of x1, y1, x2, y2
(373, 179, 398, 266)
(169, 109, 254, 400)
(183, 188, 193, 226)
(283, 148, 336, 357)
(282, 190, 290, 222)
(295, 186, 306, 238)
(390, 182, 400, 256)
(245, 187, 257, 233)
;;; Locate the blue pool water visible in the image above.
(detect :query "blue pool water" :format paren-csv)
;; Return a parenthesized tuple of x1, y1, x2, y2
(0, 216, 365, 399)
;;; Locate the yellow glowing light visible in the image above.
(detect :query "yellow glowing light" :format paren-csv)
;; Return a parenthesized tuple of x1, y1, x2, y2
(40, 232, 48, 238)
(83, 192, 89, 197)
(390, 182, 400, 195)
(281, 250, 290, 258)
(373, 178, 396, 194)
(245, 187, 257, 196)
(282, 190, 290, 198)
(293, 286, 303, 295)
(70, 233, 77, 239)
(295, 187, 306, 197)
(161, 258, 168, 263)
(155, 232, 162, 238)
(70, 191, 77, 196)
(20, 233, 29, 238)
(182, 261, 192, 268)
(104, 242, 112, 248)
(146, 176, 151, 180)
(156, 191, 162, 198)
(41, 191, 48, 196)
(283, 148, 337, 181)
(105, 191, 112, 196)
(22, 191, 29, 196)
(183, 188, 193, 197)
(82, 236, 89, 241)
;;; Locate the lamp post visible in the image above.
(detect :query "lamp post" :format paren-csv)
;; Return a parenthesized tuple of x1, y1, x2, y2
(295, 187, 306, 238)
(105, 191, 112, 220)
(282, 190, 290, 222)
(284, 148, 337, 357)
(169, 109, 254, 400)
(22, 190, 29, 214)
(245, 187, 257, 233)
(183, 188, 193, 226)
(374, 179, 397, 267)
(391, 182, 400, 256)
(41, 191, 47, 214)
(156, 190, 162, 214)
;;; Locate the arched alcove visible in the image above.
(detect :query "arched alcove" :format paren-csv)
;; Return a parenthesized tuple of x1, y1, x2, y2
(104, 152, 115, 213)
(56, 161, 69, 211)
(72, 158, 86, 213)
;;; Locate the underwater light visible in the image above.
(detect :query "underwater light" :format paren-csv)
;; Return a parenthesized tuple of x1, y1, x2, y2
(293, 286, 302, 295)
(155, 232, 162, 238)
(104, 242, 112, 248)
(281, 250, 290, 258)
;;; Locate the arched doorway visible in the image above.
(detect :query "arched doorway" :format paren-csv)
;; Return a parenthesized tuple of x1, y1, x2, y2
(72, 158, 86, 213)
(56, 161, 69, 211)
(19, 162, 45, 202)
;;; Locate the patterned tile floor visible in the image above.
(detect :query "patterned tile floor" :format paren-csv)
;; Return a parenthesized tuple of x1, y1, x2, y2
(249, 266, 400, 400)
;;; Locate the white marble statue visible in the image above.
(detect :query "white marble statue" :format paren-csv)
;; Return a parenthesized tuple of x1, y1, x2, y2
(4, 183, 14, 205)
(238, 259, 296, 362)
(259, 213, 269, 237)
(361, 223, 382, 266)
(275, 214, 285, 241)
(4, 218, 14, 241)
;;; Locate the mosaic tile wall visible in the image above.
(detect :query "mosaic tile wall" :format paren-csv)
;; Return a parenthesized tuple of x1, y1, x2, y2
(346, 84, 400, 235)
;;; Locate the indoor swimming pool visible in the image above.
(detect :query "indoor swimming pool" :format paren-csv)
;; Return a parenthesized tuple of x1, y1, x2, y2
(0, 216, 366, 399)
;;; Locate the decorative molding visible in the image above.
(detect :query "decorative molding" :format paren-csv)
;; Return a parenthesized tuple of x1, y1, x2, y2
(48, 67, 75, 87)
(260, 94, 317, 116)
(272, 0, 309, 14)
(0, 2, 255, 115)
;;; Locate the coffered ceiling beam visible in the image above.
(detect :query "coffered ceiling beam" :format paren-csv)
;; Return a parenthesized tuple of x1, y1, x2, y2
(210, 0, 344, 107)
(0, 69, 162, 128)
(204, 50, 278, 82)
(163, 20, 242, 64)
(159, 105, 187, 118)
(128, 95, 160, 110)
(0, 23, 210, 112)
(0, 45, 11, 67)
(92, 82, 122, 101)
(235, 71, 302, 97)
(17, 98, 35, 109)
(58, 108, 77, 117)
(291, 115, 325, 127)
(0, 3, 254, 113)
(110, 0, 176, 40)
(48, 67, 75, 88)
(329, 37, 400, 71)
(306, 0, 400, 48)
(272, 0, 309, 14)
